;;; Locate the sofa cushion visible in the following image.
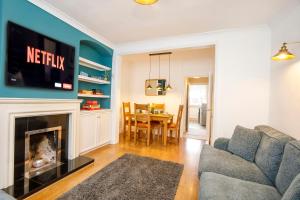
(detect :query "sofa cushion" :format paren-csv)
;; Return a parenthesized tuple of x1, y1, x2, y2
(214, 137, 230, 151)
(199, 172, 281, 200)
(199, 145, 272, 185)
(254, 125, 295, 183)
(276, 141, 300, 195)
(227, 125, 262, 162)
(282, 173, 300, 200)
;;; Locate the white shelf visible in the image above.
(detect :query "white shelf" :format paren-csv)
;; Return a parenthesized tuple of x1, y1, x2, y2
(78, 93, 110, 98)
(80, 109, 112, 114)
(78, 75, 110, 84)
(79, 57, 111, 71)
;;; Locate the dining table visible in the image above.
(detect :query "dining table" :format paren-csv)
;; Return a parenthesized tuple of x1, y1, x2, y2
(128, 113, 173, 146)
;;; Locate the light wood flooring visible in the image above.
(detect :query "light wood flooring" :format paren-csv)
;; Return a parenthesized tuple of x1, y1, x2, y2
(26, 135, 205, 200)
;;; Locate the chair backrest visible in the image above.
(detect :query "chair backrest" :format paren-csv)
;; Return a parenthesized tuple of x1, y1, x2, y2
(134, 113, 150, 126)
(151, 103, 165, 113)
(123, 102, 131, 119)
(134, 103, 150, 114)
(176, 105, 184, 129)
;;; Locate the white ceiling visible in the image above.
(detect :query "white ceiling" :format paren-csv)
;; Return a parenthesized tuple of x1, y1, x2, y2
(42, 0, 300, 44)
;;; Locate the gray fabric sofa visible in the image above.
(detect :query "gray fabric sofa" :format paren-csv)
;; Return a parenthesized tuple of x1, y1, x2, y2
(198, 125, 300, 200)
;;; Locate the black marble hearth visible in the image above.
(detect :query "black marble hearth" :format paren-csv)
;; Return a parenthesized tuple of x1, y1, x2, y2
(3, 156, 94, 200)
(2, 114, 94, 199)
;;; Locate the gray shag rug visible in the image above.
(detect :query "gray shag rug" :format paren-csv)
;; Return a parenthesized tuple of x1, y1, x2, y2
(58, 154, 184, 200)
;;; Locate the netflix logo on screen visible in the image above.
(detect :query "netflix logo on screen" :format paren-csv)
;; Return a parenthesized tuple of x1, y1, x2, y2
(27, 46, 65, 71)
(6, 22, 75, 91)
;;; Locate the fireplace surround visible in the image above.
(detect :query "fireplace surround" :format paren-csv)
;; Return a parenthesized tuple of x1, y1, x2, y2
(0, 99, 94, 199)
(15, 115, 68, 182)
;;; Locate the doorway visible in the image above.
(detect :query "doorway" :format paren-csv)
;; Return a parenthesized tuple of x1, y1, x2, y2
(185, 76, 213, 142)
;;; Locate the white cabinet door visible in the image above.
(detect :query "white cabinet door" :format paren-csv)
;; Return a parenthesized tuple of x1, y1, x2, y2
(99, 111, 112, 145)
(95, 113, 102, 146)
(79, 113, 96, 153)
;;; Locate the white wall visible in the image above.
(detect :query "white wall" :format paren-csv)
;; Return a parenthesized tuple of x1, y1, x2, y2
(120, 48, 215, 134)
(115, 26, 271, 142)
(269, 5, 300, 139)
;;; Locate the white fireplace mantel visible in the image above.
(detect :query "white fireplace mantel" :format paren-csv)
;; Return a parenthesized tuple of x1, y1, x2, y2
(0, 98, 82, 188)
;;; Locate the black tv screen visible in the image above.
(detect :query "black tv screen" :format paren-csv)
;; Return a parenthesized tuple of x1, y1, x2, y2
(6, 22, 75, 91)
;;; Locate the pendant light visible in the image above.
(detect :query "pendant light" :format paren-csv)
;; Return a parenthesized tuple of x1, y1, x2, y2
(272, 42, 300, 61)
(135, 0, 158, 5)
(146, 56, 152, 90)
(156, 55, 163, 91)
(166, 53, 173, 90)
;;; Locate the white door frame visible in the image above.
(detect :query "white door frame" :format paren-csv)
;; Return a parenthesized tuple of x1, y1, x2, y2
(183, 75, 214, 143)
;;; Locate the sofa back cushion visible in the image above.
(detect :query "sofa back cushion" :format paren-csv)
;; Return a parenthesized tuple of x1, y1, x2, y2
(254, 125, 295, 183)
(276, 141, 300, 195)
(282, 173, 300, 200)
(228, 125, 262, 162)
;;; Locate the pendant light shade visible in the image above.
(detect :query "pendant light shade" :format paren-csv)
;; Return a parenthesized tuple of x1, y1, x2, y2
(157, 83, 163, 91)
(272, 43, 295, 61)
(146, 83, 152, 90)
(165, 53, 173, 90)
(166, 84, 172, 90)
(146, 56, 152, 89)
(135, 0, 158, 5)
(156, 55, 161, 90)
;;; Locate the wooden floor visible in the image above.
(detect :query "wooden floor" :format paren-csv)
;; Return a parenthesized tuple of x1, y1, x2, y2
(26, 135, 205, 200)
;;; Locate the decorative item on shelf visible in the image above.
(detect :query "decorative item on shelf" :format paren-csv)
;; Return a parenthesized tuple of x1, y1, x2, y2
(79, 89, 93, 95)
(103, 71, 110, 81)
(272, 42, 300, 61)
(80, 71, 89, 77)
(91, 75, 102, 80)
(92, 89, 104, 95)
(82, 100, 101, 111)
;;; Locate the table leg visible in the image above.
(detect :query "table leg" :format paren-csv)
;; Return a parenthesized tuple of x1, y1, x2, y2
(163, 119, 168, 146)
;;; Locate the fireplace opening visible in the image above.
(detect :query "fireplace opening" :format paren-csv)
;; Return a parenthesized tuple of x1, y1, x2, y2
(25, 126, 63, 178)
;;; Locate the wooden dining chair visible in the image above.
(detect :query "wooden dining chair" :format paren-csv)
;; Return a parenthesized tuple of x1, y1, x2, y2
(167, 105, 184, 143)
(151, 103, 165, 113)
(122, 102, 133, 139)
(134, 113, 151, 146)
(150, 103, 165, 140)
(134, 103, 150, 114)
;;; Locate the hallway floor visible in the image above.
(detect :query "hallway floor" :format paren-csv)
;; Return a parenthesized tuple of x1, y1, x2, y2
(185, 122, 208, 141)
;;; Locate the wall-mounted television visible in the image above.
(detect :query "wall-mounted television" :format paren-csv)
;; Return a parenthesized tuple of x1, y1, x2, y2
(6, 22, 75, 91)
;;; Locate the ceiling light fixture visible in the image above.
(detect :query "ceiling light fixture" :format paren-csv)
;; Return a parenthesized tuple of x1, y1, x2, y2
(166, 53, 173, 91)
(135, 0, 158, 5)
(272, 42, 299, 61)
(146, 56, 152, 90)
(156, 55, 163, 91)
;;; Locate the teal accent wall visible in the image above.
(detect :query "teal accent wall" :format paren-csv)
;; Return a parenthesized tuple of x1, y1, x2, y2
(0, 0, 113, 99)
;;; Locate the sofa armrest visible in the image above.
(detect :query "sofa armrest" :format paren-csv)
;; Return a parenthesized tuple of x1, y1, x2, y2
(214, 138, 230, 151)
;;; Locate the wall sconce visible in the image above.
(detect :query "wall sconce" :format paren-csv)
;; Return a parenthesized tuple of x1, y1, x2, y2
(272, 42, 300, 61)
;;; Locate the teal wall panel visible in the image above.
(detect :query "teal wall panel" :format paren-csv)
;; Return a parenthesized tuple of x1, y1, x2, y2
(0, 0, 113, 99)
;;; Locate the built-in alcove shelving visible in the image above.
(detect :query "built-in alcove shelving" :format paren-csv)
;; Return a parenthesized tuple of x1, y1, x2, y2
(78, 40, 113, 110)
